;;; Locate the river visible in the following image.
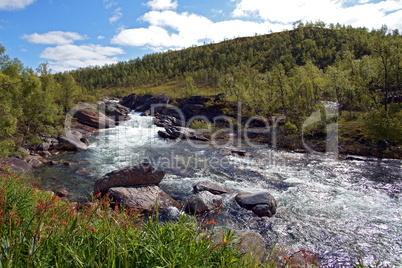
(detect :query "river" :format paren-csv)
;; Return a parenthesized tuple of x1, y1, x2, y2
(34, 112, 402, 267)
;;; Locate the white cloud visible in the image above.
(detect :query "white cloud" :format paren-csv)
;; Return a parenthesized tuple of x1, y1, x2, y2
(97, 35, 105, 40)
(146, 0, 178, 10)
(109, 7, 123, 24)
(40, 44, 124, 72)
(0, 0, 35, 10)
(103, 0, 117, 9)
(111, 10, 290, 50)
(22, 31, 86, 45)
(232, 0, 402, 30)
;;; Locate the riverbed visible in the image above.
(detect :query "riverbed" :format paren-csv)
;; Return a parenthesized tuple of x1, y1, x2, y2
(34, 112, 402, 267)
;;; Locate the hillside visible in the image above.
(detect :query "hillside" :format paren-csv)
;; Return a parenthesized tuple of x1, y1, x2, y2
(0, 23, 401, 156)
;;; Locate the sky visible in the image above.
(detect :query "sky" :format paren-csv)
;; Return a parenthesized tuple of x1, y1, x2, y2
(0, 0, 401, 73)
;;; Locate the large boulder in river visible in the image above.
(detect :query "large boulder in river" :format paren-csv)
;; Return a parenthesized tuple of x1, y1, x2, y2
(158, 126, 209, 141)
(99, 101, 130, 122)
(94, 163, 165, 195)
(235, 191, 277, 217)
(108, 185, 180, 213)
(121, 93, 138, 109)
(136, 94, 170, 112)
(73, 104, 115, 129)
(58, 130, 88, 151)
(193, 180, 231, 195)
(121, 93, 169, 111)
(183, 191, 222, 215)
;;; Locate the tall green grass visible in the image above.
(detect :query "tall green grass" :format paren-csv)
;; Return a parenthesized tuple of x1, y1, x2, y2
(0, 161, 255, 268)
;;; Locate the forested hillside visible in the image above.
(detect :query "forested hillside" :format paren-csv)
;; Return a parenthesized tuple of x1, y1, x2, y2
(0, 23, 401, 156)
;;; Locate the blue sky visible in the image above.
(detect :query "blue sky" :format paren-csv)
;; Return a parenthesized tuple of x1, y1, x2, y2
(1, 0, 401, 73)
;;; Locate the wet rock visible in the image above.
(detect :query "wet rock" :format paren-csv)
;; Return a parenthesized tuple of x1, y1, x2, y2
(58, 130, 88, 151)
(108, 185, 180, 213)
(121, 93, 138, 109)
(183, 191, 222, 215)
(121, 93, 170, 112)
(136, 94, 169, 112)
(25, 155, 45, 168)
(193, 180, 231, 195)
(100, 101, 130, 122)
(231, 149, 246, 156)
(55, 189, 69, 198)
(141, 110, 151, 116)
(154, 114, 183, 127)
(293, 149, 307, 154)
(94, 163, 165, 195)
(49, 160, 59, 165)
(73, 104, 116, 129)
(39, 151, 52, 158)
(235, 191, 277, 217)
(158, 126, 209, 141)
(345, 155, 366, 161)
(74, 169, 90, 174)
(63, 162, 74, 166)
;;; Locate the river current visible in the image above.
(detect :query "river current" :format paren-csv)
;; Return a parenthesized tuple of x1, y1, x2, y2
(35, 112, 402, 267)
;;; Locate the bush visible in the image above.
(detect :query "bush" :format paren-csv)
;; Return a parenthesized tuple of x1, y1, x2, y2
(364, 110, 402, 146)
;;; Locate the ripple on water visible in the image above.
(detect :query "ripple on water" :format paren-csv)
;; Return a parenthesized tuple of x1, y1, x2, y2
(34, 113, 402, 267)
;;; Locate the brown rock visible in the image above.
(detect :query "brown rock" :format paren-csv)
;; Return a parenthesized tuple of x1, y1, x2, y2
(235, 191, 277, 217)
(94, 163, 165, 195)
(55, 189, 69, 197)
(73, 104, 116, 129)
(193, 180, 231, 195)
(108, 185, 180, 212)
(183, 191, 222, 215)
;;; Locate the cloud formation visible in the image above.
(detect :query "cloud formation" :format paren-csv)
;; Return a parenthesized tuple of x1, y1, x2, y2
(233, 0, 402, 30)
(0, 0, 35, 10)
(111, 10, 289, 50)
(109, 7, 123, 24)
(111, 0, 402, 52)
(40, 44, 124, 72)
(22, 31, 86, 45)
(146, 0, 178, 10)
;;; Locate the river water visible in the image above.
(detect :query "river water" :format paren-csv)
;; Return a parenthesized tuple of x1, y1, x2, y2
(34, 113, 402, 267)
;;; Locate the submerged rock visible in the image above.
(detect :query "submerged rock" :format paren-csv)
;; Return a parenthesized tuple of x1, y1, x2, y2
(235, 191, 277, 217)
(108, 185, 180, 213)
(94, 163, 165, 195)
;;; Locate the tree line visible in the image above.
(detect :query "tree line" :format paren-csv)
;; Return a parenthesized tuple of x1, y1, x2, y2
(0, 23, 401, 155)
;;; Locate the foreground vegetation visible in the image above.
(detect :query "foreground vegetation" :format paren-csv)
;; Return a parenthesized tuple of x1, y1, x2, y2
(1, 161, 265, 267)
(0, 23, 401, 156)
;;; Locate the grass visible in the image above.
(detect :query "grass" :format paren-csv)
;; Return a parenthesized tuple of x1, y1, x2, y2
(0, 160, 268, 268)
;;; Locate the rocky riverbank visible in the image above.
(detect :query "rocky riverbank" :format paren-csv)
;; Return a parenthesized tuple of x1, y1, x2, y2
(120, 92, 402, 159)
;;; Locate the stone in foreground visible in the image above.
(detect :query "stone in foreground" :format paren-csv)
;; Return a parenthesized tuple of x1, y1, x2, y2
(108, 185, 180, 212)
(94, 163, 165, 195)
(183, 191, 222, 215)
(235, 191, 277, 217)
(193, 180, 231, 195)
